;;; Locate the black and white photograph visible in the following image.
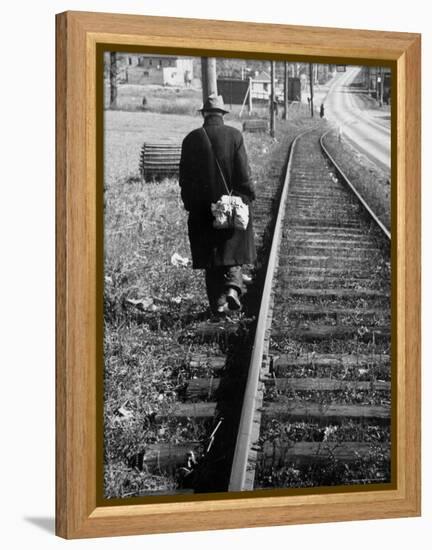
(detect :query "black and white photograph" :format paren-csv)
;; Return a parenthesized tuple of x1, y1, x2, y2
(102, 52, 392, 499)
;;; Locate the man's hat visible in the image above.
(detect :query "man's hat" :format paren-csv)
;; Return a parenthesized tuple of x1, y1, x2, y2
(199, 93, 229, 114)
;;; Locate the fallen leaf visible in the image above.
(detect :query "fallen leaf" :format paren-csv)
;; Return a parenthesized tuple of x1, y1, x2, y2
(171, 252, 190, 267)
(115, 406, 134, 419)
(125, 297, 155, 311)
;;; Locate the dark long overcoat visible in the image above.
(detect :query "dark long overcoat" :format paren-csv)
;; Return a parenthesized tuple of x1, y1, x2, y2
(179, 115, 256, 269)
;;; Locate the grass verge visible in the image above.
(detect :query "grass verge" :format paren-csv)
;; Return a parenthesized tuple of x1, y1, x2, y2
(323, 131, 391, 231)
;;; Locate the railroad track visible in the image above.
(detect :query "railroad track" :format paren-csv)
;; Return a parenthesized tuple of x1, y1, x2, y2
(229, 128, 391, 491)
(136, 126, 391, 495)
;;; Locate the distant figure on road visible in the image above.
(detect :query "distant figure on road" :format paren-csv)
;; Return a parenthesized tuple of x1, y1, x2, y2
(184, 70, 192, 88)
(179, 94, 256, 317)
(320, 103, 325, 118)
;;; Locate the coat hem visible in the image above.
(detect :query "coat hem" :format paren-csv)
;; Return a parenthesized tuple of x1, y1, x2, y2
(192, 258, 257, 269)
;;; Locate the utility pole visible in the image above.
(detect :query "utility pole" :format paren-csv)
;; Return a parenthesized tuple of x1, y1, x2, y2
(248, 77, 253, 114)
(283, 61, 288, 120)
(109, 52, 118, 109)
(270, 60, 276, 137)
(201, 58, 208, 99)
(309, 63, 314, 117)
(201, 57, 218, 102)
(379, 67, 384, 107)
(375, 66, 379, 102)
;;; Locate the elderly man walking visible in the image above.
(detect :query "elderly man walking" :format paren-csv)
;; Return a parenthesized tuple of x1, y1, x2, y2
(179, 94, 256, 316)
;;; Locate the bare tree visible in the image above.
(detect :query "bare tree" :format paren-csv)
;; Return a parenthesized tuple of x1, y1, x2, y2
(110, 52, 118, 109)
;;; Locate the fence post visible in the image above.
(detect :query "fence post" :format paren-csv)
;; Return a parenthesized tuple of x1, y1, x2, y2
(283, 61, 288, 120)
(270, 61, 275, 137)
(309, 63, 314, 117)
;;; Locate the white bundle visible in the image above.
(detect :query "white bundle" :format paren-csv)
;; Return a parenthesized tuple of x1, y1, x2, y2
(211, 195, 233, 229)
(211, 195, 249, 230)
(231, 196, 249, 230)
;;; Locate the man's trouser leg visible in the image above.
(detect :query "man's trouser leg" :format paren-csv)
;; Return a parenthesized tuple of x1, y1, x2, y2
(224, 265, 243, 310)
(205, 266, 243, 314)
(223, 266, 243, 295)
(205, 267, 226, 314)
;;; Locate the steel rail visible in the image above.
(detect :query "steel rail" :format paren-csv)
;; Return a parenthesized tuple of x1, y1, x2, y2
(228, 127, 390, 492)
(228, 129, 310, 491)
(320, 129, 391, 241)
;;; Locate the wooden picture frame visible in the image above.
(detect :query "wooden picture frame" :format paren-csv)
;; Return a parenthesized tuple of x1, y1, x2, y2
(56, 10, 421, 539)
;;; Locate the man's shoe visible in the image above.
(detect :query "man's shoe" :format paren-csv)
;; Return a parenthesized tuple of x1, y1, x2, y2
(216, 303, 229, 315)
(226, 288, 241, 310)
(216, 295, 228, 308)
(242, 273, 253, 285)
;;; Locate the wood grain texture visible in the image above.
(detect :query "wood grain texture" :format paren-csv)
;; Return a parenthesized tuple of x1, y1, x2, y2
(55, 10, 421, 539)
(55, 12, 67, 538)
(403, 35, 421, 514)
(64, 10, 419, 60)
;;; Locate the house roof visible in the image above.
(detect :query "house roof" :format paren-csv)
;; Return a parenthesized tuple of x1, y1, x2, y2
(255, 70, 271, 81)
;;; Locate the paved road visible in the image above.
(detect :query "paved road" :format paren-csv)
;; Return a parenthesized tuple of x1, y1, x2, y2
(323, 67, 391, 175)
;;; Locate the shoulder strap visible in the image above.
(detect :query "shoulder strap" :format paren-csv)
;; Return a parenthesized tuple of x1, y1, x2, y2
(202, 127, 231, 195)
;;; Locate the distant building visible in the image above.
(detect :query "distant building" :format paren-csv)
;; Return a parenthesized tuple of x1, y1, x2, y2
(217, 79, 249, 106)
(126, 55, 140, 67)
(251, 71, 273, 100)
(365, 67, 392, 103)
(216, 73, 274, 107)
(217, 73, 301, 107)
(126, 55, 194, 86)
(138, 56, 177, 69)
